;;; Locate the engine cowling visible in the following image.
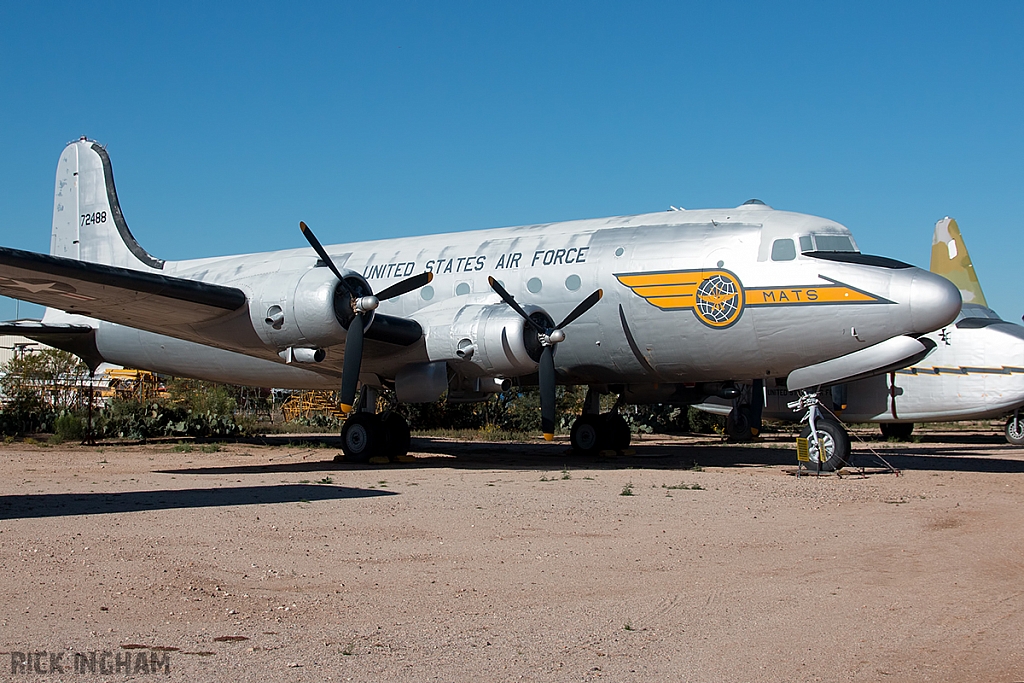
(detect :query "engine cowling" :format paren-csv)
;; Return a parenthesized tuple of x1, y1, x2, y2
(423, 303, 548, 377)
(250, 266, 365, 350)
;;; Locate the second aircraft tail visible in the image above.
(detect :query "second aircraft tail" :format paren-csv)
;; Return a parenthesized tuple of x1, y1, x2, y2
(930, 217, 987, 307)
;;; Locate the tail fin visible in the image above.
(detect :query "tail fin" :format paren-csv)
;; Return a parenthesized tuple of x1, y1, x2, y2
(930, 217, 986, 307)
(50, 137, 164, 270)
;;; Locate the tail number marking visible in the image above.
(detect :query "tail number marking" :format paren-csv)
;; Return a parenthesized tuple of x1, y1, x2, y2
(80, 211, 107, 227)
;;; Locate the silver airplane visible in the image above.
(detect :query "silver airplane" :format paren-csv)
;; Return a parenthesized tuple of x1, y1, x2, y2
(0, 138, 961, 461)
(701, 217, 1024, 451)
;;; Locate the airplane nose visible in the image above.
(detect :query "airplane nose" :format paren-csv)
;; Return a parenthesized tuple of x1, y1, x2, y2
(910, 270, 961, 334)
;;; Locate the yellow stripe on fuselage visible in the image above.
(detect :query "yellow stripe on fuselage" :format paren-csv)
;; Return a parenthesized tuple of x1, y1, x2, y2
(745, 285, 879, 306)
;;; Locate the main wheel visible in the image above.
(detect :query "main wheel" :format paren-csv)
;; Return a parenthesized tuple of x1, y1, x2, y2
(570, 414, 604, 455)
(600, 413, 631, 451)
(879, 422, 914, 440)
(1006, 415, 1024, 446)
(380, 411, 411, 458)
(341, 412, 383, 462)
(726, 406, 753, 441)
(799, 418, 851, 472)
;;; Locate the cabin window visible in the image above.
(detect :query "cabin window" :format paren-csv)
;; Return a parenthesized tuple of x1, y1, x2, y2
(455, 282, 471, 296)
(527, 277, 543, 294)
(420, 285, 434, 301)
(565, 274, 582, 291)
(770, 239, 796, 261)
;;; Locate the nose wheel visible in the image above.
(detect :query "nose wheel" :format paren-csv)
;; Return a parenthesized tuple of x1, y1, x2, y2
(799, 418, 851, 471)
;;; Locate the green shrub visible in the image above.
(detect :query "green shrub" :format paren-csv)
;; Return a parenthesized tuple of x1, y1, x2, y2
(0, 389, 55, 436)
(687, 406, 725, 434)
(52, 412, 85, 443)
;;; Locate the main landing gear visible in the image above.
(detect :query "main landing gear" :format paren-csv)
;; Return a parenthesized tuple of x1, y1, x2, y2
(338, 388, 411, 462)
(569, 388, 632, 455)
(726, 379, 765, 442)
(879, 422, 915, 440)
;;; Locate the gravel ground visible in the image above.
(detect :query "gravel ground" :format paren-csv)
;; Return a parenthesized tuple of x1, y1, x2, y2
(1, 427, 1022, 682)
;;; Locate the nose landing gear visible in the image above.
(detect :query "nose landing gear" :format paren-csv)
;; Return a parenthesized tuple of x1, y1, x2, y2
(789, 391, 852, 472)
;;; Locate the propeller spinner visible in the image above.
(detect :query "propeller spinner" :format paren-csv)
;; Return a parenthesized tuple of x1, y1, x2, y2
(300, 221, 433, 413)
(487, 276, 602, 440)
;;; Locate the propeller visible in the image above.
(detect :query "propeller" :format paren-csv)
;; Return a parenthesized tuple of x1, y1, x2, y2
(487, 276, 603, 440)
(300, 221, 433, 413)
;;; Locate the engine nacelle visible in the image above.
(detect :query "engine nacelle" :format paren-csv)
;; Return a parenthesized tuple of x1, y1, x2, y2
(249, 267, 352, 350)
(423, 303, 544, 377)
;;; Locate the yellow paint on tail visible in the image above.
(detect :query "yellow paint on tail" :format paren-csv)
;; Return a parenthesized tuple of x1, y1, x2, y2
(930, 217, 987, 307)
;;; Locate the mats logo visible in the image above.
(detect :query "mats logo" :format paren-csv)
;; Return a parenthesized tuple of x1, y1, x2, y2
(615, 269, 890, 329)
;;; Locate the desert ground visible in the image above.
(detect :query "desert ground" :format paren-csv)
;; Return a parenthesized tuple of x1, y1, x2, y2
(1, 426, 1022, 682)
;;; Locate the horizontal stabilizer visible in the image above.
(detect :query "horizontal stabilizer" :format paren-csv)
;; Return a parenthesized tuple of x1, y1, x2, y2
(0, 320, 94, 335)
(0, 247, 246, 331)
(786, 335, 935, 391)
(0, 319, 104, 370)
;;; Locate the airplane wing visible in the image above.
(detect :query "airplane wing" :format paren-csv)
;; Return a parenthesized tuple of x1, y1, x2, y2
(0, 247, 247, 331)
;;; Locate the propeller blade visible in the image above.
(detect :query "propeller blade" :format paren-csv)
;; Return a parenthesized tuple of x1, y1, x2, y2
(539, 345, 556, 441)
(375, 271, 434, 301)
(300, 221, 355, 296)
(556, 288, 603, 329)
(339, 314, 364, 413)
(487, 276, 546, 334)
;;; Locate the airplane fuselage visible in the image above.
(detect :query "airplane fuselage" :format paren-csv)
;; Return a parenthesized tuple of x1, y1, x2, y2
(45, 203, 960, 398)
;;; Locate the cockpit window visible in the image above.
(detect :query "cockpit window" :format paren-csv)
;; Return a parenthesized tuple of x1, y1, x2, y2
(770, 239, 796, 261)
(798, 234, 857, 253)
(954, 304, 1002, 323)
(811, 234, 855, 252)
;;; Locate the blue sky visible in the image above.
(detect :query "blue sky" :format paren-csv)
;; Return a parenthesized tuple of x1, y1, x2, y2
(2, 2, 1023, 321)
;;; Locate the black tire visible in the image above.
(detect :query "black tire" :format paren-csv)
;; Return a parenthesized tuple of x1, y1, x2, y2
(1006, 416, 1024, 446)
(600, 413, 631, 451)
(879, 422, 914, 440)
(341, 412, 383, 462)
(726, 406, 753, 441)
(380, 411, 411, 458)
(570, 414, 604, 455)
(799, 418, 851, 472)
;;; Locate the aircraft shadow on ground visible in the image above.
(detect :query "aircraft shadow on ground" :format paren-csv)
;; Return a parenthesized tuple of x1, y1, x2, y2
(0, 484, 396, 520)
(159, 435, 1024, 477)
(867, 450, 1024, 473)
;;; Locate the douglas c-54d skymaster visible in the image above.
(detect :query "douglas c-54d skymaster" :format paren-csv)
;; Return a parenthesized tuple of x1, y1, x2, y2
(0, 139, 961, 460)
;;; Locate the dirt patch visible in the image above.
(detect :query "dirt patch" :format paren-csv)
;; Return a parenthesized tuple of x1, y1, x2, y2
(1, 428, 1022, 681)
